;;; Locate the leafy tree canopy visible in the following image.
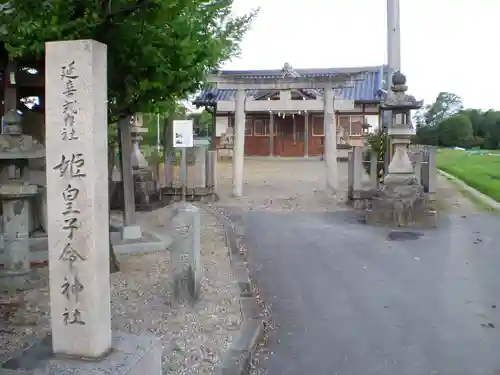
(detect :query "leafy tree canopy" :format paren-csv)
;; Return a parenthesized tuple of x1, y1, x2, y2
(413, 92, 500, 149)
(413, 91, 463, 129)
(437, 114, 473, 148)
(0, 0, 257, 121)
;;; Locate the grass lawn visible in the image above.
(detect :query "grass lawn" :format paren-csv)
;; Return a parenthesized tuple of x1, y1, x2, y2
(436, 148, 500, 202)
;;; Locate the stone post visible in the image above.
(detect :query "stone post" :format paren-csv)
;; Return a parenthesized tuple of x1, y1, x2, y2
(180, 148, 188, 200)
(118, 116, 142, 239)
(45, 40, 111, 358)
(413, 150, 423, 184)
(304, 113, 309, 157)
(269, 112, 274, 156)
(324, 88, 337, 191)
(206, 150, 217, 193)
(347, 151, 353, 200)
(370, 151, 378, 189)
(427, 146, 437, 200)
(233, 88, 246, 197)
(352, 146, 363, 192)
(193, 147, 206, 189)
(171, 203, 201, 304)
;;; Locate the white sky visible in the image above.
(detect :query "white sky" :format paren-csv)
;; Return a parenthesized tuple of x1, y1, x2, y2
(225, 0, 500, 110)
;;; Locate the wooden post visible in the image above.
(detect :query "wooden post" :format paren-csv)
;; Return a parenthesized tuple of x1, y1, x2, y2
(304, 113, 309, 157)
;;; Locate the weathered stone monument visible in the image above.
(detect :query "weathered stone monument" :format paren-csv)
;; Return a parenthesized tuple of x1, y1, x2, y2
(364, 72, 436, 227)
(0, 39, 162, 374)
(171, 203, 201, 304)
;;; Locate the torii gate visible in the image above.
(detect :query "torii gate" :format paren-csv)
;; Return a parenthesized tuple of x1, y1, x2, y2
(207, 72, 366, 197)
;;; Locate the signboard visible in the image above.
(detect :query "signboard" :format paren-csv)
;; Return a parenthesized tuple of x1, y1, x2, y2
(173, 120, 194, 148)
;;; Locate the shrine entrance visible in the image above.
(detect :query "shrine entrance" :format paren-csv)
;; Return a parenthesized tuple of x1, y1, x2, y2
(275, 115, 305, 157)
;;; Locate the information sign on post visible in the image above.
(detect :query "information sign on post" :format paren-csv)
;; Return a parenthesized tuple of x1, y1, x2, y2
(173, 120, 194, 148)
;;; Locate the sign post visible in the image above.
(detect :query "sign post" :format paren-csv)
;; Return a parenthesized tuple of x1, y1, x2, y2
(173, 120, 194, 201)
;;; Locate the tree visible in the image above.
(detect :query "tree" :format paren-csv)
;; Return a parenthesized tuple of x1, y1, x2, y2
(423, 92, 463, 127)
(0, 0, 257, 121)
(438, 114, 474, 148)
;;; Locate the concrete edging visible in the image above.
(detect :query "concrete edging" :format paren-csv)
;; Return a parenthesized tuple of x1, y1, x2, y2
(438, 169, 500, 211)
(202, 205, 264, 375)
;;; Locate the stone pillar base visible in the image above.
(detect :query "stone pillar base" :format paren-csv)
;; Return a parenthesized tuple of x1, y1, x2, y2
(0, 332, 162, 375)
(121, 225, 142, 240)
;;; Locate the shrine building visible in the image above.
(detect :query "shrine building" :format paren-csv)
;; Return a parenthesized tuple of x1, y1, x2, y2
(193, 63, 389, 157)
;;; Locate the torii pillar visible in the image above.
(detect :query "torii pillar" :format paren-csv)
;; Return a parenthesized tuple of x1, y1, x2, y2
(208, 74, 365, 197)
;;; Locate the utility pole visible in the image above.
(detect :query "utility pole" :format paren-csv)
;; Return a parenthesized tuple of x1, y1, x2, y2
(387, 0, 401, 78)
(385, 0, 402, 168)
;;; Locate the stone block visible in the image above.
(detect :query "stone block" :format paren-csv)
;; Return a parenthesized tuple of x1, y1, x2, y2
(121, 225, 142, 240)
(171, 203, 201, 304)
(0, 332, 162, 375)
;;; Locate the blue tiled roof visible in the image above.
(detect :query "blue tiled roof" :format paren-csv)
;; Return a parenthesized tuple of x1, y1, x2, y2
(194, 65, 387, 106)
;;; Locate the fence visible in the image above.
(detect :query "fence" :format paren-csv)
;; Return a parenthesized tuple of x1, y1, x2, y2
(162, 147, 217, 201)
(347, 145, 437, 201)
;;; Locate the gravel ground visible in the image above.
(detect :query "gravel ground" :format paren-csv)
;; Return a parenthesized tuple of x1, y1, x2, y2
(0, 205, 241, 375)
(215, 158, 350, 213)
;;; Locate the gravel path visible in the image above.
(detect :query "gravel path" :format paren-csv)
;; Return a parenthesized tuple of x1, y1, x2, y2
(215, 159, 349, 213)
(0, 205, 241, 375)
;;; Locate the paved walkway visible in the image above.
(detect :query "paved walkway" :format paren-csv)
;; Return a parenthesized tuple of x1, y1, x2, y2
(215, 159, 500, 375)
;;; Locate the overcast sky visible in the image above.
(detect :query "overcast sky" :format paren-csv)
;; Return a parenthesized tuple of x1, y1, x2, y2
(225, 0, 499, 111)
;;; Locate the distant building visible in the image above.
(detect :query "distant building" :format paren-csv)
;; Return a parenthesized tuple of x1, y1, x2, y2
(193, 63, 388, 157)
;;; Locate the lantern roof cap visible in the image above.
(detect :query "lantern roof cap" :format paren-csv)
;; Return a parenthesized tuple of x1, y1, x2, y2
(381, 71, 423, 110)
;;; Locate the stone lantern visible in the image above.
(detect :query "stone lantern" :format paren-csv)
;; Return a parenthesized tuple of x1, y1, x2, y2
(382, 71, 422, 186)
(365, 71, 436, 227)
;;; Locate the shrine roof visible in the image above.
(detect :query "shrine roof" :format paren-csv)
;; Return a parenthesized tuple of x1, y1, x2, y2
(193, 64, 388, 107)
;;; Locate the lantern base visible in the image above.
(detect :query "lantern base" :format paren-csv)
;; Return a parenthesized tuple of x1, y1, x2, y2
(363, 175, 437, 228)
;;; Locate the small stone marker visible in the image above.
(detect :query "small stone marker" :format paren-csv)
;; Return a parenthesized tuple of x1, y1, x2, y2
(171, 203, 201, 303)
(45, 39, 111, 358)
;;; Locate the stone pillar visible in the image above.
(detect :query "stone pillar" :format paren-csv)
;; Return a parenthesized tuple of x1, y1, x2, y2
(206, 150, 217, 192)
(193, 147, 206, 188)
(45, 40, 111, 358)
(269, 112, 274, 156)
(233, 88, 245, 197)
(370, 151, 378, 189)
(171, 203, 201, 304)
(118, 117, 142, 239)
(352, 146, 363, 192)
(304, 113, 309, 157)
(180, 148, 188, 200)
(413, 150, 423, 184)
(347, 151, 354, 200)
(324, 88, 337, 190)
(427, 146, 437, 200)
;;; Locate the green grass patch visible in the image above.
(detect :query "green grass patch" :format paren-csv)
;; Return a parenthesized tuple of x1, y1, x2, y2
(436, 148, 500, 203)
